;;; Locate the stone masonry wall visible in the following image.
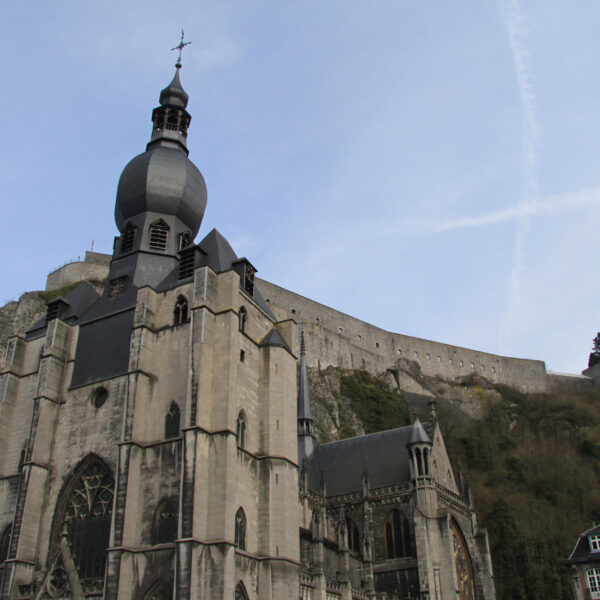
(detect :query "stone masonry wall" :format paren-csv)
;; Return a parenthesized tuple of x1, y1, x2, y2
(256, 278, 551, 393)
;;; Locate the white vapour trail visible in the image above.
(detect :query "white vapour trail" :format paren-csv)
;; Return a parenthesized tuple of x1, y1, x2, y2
(499, 0, 539, 352)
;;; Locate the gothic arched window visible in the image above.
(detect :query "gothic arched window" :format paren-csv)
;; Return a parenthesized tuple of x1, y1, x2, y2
(120, 223, 137, 253)
(236, 411, 246, 450)
(0, 526, 11, 563)
(174, 296, 189, 326)
(235, 582, 249, 600)
(144, 580, 172, 600)
(239, 306, 247, 333)
(62, 459, 114, 580)
(153, 500, 177, 545)
(234, 508, 246, 551)
(178, 231, 193, 251)
(384, 510, 412, 559)
(148, 220, 169, 252)
(165, 402, 181, 439)
(346, 517, 360, 553)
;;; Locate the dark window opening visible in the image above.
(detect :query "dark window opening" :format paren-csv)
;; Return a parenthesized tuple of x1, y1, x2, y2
(415, 448, 423, 476)
(235, 583, 249, 600)
(240, 349, 245, 363)
(235, 508, 246, 551)
(174, 296, 189, 326)
(178, 246, 195, 279)
(236, 412, 246, 449)
(92, 387, 108, 409)
(244, 265, 255, 295)
(63, 461, 114, 580)
(165, 402, 181, 439)
(120, 223, 137, 253)
(148, 220, 169, 252)
(153, 500, 177, 544)
(108, 276, 128, 298)
(0, 526, 11, 563)
(178, 231, 193, 251)
(385, 510, 412, 559)
(346, 518, 360, 553)
(239, 307, 247, 333)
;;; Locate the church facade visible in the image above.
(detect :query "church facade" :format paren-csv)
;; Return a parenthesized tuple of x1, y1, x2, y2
(0, 65, 495, 599)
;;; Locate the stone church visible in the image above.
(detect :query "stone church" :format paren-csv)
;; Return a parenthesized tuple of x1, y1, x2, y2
(0, 63, 496, 599)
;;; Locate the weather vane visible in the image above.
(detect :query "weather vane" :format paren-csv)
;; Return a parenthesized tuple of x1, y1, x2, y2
(172, 29, 191, 68)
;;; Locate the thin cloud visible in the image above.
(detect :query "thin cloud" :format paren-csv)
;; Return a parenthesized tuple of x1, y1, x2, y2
(500, 0, 539, 351)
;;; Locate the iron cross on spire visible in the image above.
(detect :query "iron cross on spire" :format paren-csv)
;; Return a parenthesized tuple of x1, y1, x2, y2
(172, 29, 191, 68)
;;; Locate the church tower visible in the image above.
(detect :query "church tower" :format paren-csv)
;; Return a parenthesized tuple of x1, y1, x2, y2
(0, 59, 300, 600)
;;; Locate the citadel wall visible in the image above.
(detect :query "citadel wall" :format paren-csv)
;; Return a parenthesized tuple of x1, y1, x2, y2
(256, 278, 554, 393)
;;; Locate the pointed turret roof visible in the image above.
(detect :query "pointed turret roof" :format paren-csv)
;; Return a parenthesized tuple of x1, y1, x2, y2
(298, 331, 313, 420)
(159, 67, 189, 108)
(408, 417, 431, 445)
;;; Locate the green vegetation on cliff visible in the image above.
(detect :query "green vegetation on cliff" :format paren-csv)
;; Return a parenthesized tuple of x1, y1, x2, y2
(310, 368, 600, 600)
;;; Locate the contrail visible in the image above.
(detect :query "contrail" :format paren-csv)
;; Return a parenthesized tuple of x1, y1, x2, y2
(499, 0, 539, 352)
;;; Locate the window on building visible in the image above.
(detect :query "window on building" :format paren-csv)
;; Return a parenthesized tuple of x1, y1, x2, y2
(143, 581, 169, 600)
(345, 518, 360, 553)
(590, 535, 600, 552)
(384, 510, 412, 559)
(120, 223, 137, 253)
(235, 508, 246, 551)
(0, 526, 11, 563)
(91, 387, 108, 409)
(153, 500, 177, 544)
(236, 412, 246, 449)
(235, 582, 249, 600)
(165, 402, 181, 439)
(148, 220, 169, 251)
(62, 460, 114, 580)
(178, 231, 193, 251)
(174, 295, 189, 325)
(588, 569, 600, 597)
(239, 307, 247, 333)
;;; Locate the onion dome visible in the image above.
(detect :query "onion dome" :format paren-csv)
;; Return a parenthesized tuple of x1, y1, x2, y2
(114, 67, 207, 237)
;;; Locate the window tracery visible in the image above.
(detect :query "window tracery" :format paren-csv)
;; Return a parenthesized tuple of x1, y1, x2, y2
(174, 296, 189, 325)
(345, 517, 360, 553)
(451, 520, 475, 600)
(235, 582, 249, 600)
(62, 461, 114, 580)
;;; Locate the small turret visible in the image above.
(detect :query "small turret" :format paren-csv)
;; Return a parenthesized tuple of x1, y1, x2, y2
(406, 414, 432, 482)
(298, 331, 315, 461)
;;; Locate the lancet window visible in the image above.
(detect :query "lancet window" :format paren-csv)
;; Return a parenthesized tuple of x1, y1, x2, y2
(178, 231, 193, 250)
(235, 582, 249, 600)
(345, 517, 360, 553)
(384, 510, 412, 559)
(234, 508, 246, 551)
(236, 411, 246, 450)
(165, 402, 181, 439)
(153, 500, 177, 544)
(0, 526, 10, 563)
(148, 220, 169, 251)
(239, 306, 247, 333)
(174, 295, 189, 325)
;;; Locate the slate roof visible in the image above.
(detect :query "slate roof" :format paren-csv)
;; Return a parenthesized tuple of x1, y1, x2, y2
(307, 425, 416, 495)
(260, 328, 291, 352)
(567, 524, 600, 564)
(198, 228, 238, 273)
(409, 418, 431, 445)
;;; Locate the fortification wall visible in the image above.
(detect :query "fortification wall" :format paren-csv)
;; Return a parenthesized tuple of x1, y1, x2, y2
(46, 251, 110, 291)
(256, 278, 552, 393)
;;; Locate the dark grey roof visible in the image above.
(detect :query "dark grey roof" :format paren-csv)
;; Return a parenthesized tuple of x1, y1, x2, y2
(198, 228, 238, 273)
(567, 524, 600, 564)
(260, 328, 291, 352)
(115, 144, 207, 236)
(253, 285, 276, 320)
(159, 68, 189, 108)
(409, 418, 431, 445)
(307, 426, 414, 495)
(61, 281, 100, 321)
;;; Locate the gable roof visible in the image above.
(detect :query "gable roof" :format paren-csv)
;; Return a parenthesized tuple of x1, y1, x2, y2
(567, 524, 600, 564)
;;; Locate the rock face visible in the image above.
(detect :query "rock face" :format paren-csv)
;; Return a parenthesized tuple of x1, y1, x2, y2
(0, 292, 46, 358)
(307, 359, 505, 443)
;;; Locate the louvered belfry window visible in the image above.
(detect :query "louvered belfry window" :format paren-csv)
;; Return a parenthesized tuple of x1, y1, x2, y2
(148, 220, 169, 251)
(120, 223, 137, 253)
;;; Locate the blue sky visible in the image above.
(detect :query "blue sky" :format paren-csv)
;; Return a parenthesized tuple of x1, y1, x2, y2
(2, 1, 600, 374)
